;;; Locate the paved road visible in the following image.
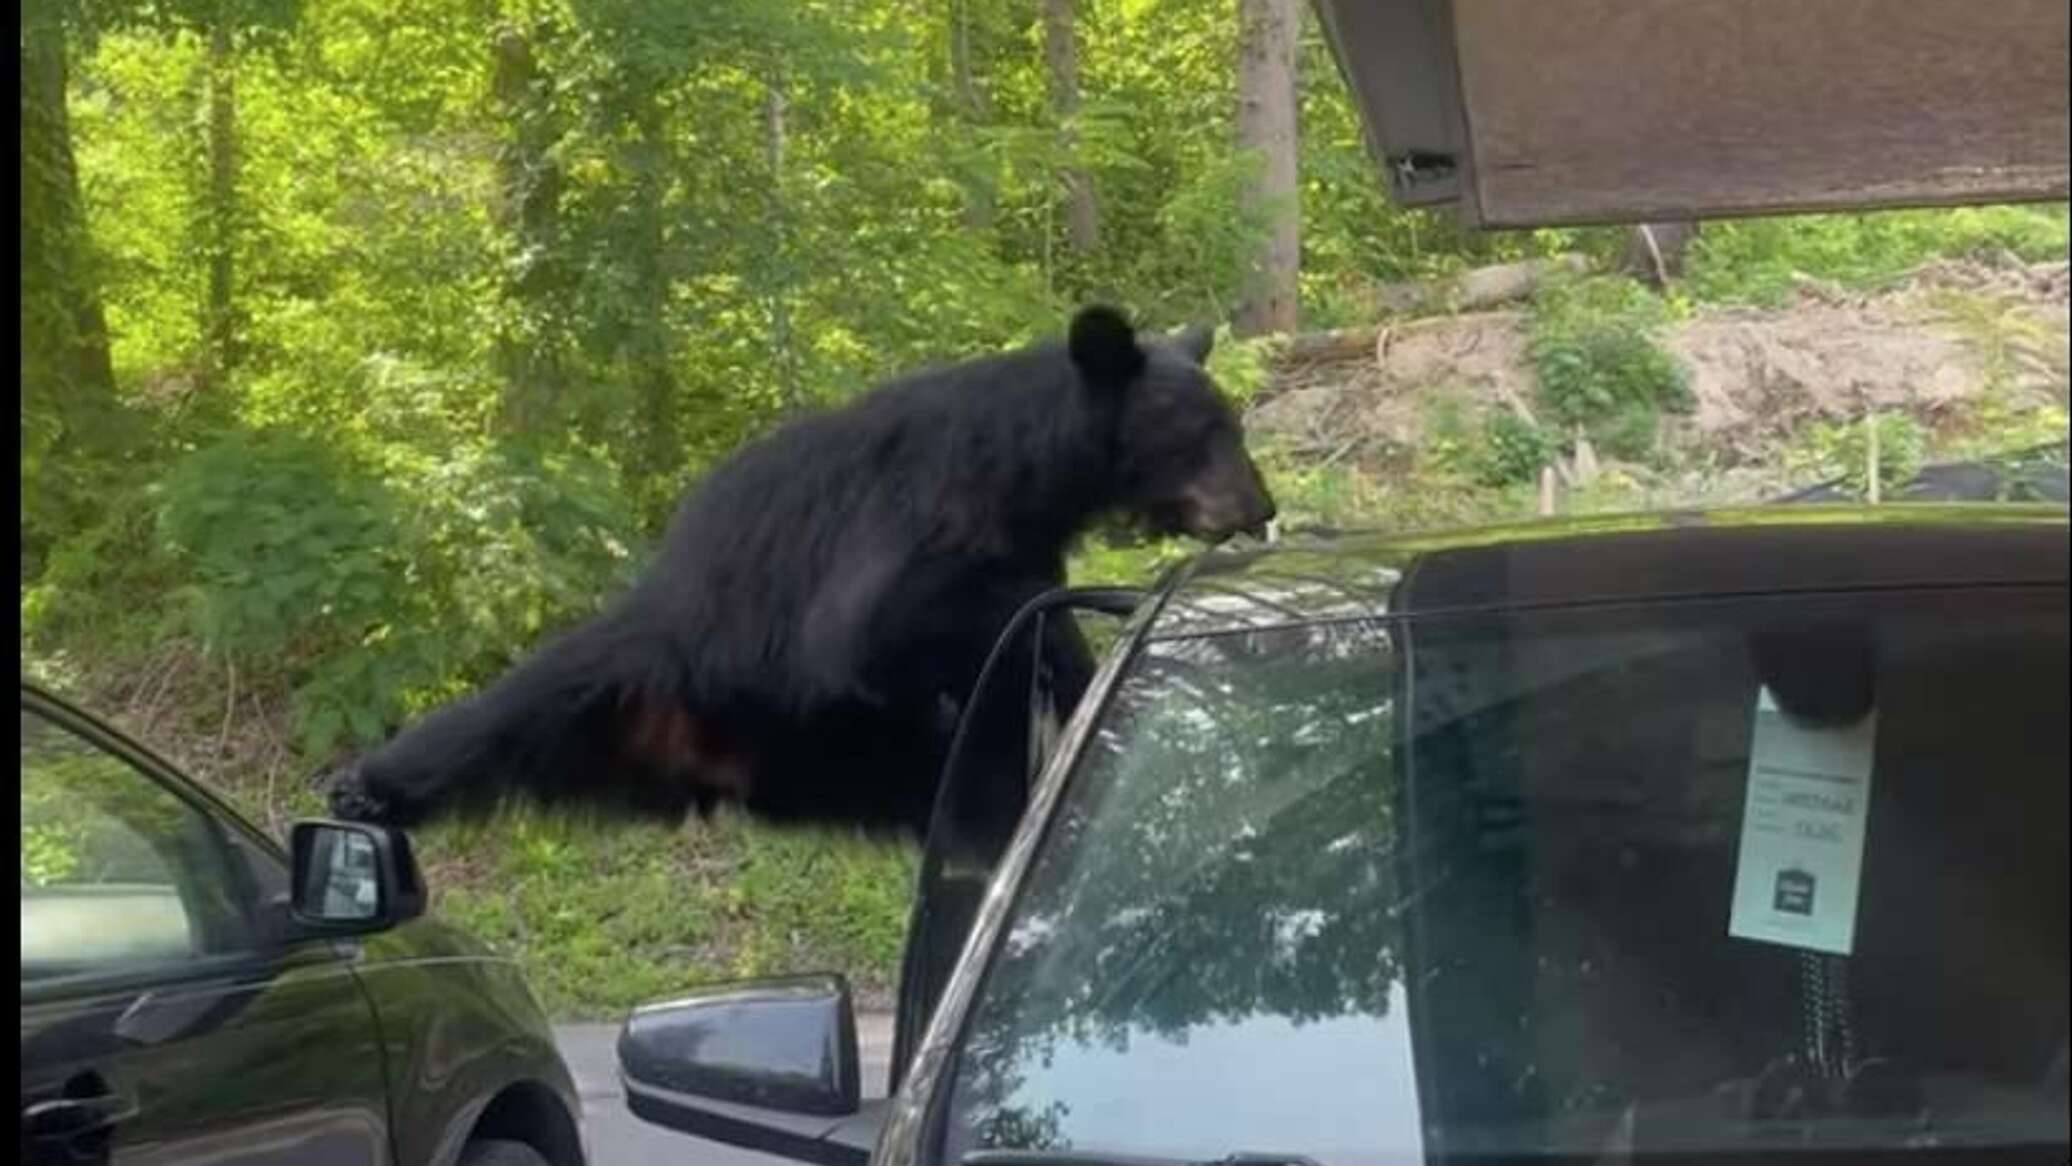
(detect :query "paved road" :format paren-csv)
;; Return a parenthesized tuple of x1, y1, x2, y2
(557, 1015, 895, 1166)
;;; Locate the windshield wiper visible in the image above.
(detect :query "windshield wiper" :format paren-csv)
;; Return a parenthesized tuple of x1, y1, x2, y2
(967, 1152, 1323, 1166)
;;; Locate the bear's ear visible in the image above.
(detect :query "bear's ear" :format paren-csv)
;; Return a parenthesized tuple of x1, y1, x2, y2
(1068, 305, 1146, 388)
(1173, 324, 1215, 365)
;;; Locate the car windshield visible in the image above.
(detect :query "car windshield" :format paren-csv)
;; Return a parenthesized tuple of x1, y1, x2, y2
(941, 584, 2068, 1164)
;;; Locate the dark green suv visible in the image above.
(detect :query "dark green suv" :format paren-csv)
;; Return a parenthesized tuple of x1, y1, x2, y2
(20, 682, 587, 1166)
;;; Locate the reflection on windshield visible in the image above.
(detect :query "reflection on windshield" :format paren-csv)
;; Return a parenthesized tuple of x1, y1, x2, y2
(968, 997, 1423, 1161)
(946, 617, 1410, 1158)
(942, 589, 2069, 1163)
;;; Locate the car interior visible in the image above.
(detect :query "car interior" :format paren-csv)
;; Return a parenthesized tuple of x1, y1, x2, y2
(1395, 566, 2068, 1152)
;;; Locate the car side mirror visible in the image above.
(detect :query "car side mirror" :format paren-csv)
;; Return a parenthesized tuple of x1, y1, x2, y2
(619, 974, 881, 1166)
(621, 974, 860, 1113)
(285, 819, 426, 937)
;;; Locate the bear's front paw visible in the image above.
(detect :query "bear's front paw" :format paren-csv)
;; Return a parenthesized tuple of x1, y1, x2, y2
(323, 762, 397, 825)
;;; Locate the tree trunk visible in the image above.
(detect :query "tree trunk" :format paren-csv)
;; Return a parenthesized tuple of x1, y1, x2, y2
(628, 104, 680, 524)
(201, 6, 238, 395)
(20, 9, 136, 561)
(21, 14, 119, 404)
(1618, 221, 1702, 288)
(948, 0, 995, 231)
(1043, 0, 1099, 257)
(490, 24, 565, 436)
(765, 75, 801, 410)
(765, 80, 786, 178)
(1234, 0, 1300, 337)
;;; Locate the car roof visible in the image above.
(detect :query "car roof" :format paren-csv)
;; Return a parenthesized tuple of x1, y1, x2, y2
(1149, 504, 2070, 638)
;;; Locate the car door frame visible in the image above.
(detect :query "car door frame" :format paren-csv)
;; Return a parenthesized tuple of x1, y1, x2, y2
(868, 565, 1204, 1166)
(885, 587, 1147, 1094)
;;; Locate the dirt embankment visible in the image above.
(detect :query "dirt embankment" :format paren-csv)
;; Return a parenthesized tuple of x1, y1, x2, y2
(1249, 256, 2070, 486)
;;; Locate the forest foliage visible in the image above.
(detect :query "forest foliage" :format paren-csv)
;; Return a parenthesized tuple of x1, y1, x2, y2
(19, 0, 2068, 1012)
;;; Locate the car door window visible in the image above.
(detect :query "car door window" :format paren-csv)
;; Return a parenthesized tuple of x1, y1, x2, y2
(21, 708, 259, 984)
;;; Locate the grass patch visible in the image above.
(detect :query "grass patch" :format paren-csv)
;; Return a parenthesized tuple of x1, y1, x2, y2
(1685, 204, 2071, 306)
(421, 808, 916, 1020)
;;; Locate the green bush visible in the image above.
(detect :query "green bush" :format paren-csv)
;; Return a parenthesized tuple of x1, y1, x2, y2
(152, 430, 443, 756)
(26, 426, 647, 766)
(1475, 411, 1559, 487)
(1529, 276, 1693, 461)
(292, 439, 643, 759)
(156, 431, 403, 661)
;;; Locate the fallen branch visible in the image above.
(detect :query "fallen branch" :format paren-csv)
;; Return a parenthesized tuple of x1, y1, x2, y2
(1272, 254, 1588, 364)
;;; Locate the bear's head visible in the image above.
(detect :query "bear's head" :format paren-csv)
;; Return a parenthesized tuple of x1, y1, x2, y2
(1069, 305, 1277, 542)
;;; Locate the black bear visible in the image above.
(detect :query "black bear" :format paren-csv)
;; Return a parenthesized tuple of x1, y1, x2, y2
(325, 305, 1275, 836)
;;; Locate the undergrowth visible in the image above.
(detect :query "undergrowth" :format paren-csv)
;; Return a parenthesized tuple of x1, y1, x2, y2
(1527, 275, 1695, 463)
(1783, 414, 1932, 499)
(1684, 205, 2071, 306)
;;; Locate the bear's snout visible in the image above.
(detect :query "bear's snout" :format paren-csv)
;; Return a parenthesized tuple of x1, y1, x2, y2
(1179, 472, 1277, 542)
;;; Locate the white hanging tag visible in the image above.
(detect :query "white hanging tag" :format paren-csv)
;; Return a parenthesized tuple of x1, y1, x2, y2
(1728, 686, 1877, 956)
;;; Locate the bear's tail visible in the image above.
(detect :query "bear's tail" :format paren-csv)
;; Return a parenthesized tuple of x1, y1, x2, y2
(324, 603, 753, 830)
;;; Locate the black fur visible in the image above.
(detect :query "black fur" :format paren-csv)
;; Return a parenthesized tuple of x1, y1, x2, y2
(326, 305, 1275, 837)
